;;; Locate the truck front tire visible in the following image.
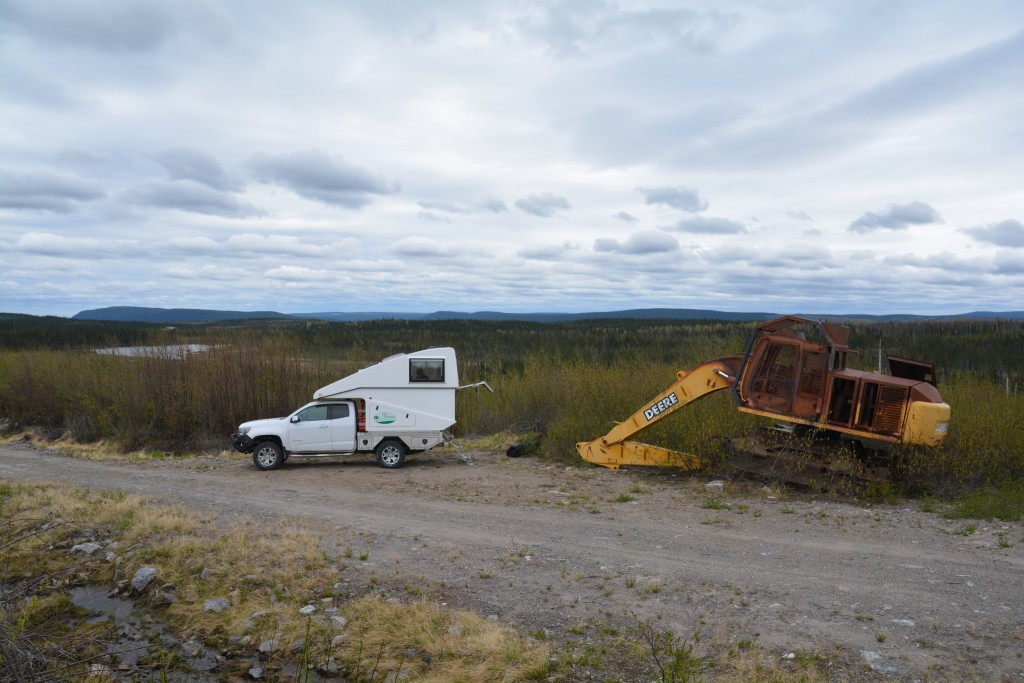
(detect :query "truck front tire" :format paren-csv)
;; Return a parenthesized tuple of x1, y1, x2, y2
(375, 440, 407, 469)
(253, 441, 284, 470)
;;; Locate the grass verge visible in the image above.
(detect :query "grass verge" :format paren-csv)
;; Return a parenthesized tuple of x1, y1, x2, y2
(0, 480, 550, 681)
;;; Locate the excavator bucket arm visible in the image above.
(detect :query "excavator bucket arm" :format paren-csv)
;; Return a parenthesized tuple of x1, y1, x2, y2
(576, 356, 741, 470)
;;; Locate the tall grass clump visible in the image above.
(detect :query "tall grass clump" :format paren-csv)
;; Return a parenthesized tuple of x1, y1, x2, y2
(890, 373, 1024, 494)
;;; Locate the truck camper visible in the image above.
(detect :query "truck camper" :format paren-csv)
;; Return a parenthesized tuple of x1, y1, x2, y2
(232, 348, 483, 470)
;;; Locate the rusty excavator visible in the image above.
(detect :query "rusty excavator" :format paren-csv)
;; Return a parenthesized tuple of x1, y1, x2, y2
(576, 316, 951, 487)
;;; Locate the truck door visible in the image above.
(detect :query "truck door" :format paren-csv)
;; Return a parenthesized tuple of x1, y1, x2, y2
(289, 404, 332, 452)
(329, 403, 356, 451)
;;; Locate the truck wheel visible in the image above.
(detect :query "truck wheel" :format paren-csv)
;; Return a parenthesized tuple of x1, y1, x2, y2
(375, 440, 406, 469)
(253, 441, 284, 470)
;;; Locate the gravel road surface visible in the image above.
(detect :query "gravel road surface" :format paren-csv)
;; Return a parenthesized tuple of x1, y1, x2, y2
(1, 441, 1021, 681)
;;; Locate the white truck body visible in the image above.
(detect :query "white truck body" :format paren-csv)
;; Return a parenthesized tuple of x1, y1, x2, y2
(232, 348, 460, 470)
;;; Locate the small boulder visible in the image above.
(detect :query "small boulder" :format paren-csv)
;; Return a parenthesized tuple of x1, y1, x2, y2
(704, 480, 725, 494)
(131, 567, 159, 594)
(71, 542, 102, 555)
(204, 597, 230, 613)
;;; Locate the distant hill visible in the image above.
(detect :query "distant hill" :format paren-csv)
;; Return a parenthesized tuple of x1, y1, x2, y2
(73, 306, 293, 323)
(68, 305, 1024, 324)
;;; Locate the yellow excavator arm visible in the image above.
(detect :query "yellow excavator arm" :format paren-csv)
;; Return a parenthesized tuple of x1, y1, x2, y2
(576, 356, 741, 470)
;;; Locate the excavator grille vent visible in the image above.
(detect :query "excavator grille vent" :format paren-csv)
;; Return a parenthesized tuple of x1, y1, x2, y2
(873, 386, 907, 434)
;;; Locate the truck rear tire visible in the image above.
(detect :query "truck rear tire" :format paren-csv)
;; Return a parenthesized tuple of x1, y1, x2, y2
(253, 441, 284, 470)
(375, 440, 406, 469)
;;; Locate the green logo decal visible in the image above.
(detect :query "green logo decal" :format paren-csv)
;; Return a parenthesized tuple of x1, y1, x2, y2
(373, 412, 396, 425)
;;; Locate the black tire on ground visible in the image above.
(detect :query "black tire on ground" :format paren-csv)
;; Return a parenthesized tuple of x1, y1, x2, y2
(252, 441, 284, 470)
(375, 440, 407, 469)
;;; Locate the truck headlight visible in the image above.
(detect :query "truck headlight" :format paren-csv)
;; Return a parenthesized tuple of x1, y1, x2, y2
(935, 422, 948, 434)
(237, 426, 251, 435)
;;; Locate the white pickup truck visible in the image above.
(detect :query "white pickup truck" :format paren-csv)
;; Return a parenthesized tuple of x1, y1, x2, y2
(231, 348, 463, 470)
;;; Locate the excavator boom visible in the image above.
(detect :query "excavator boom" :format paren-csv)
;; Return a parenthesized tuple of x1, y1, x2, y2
(576, 356, 741, 470)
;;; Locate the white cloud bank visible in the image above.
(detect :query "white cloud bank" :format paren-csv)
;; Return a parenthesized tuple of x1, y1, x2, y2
(1, 1, 1022, 316)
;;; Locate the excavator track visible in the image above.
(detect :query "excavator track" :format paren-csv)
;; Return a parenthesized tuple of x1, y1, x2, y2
(727, 426, 891, 491)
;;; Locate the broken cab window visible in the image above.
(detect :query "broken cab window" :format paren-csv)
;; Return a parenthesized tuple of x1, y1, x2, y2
(409, 359, 444, 383)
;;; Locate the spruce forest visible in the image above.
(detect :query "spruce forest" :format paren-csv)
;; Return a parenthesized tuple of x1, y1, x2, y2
(1, 313, 1021, 496)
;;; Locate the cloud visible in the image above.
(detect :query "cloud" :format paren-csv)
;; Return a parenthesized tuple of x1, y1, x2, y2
(849, 201, 942, 233)
(666, 216, 746, 234)
(514, 193, 571, 217)
(962, 219, 1024, 248)
(249, 150, 401, 209)
(517, 241, 579, 260)
(14, 231, 141, 258)
(883, 251, 990, 273)
(391, 236, 458, 258)
(517, 3, 740, 58)
(165, 234, 358, 258)
(123, 179, 262, 217)
(594, 230, 679, 255)
(153, 147, 240, 192)
(0, 169, 105, 213)
(417, 211, 450, 223)
(995, 252, 1024, 275)
(612, 211, 638, 224)
(636, 186, 708, 212)
(418, 198, 508, 214)
(0, 0, 227, 53)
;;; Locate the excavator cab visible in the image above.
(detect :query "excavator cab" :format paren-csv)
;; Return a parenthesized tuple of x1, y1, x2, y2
(733, 316, 949, 447)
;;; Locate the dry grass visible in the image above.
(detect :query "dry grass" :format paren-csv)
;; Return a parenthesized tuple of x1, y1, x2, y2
(342, 595, 550, 682)
(0, 480, 551, 681)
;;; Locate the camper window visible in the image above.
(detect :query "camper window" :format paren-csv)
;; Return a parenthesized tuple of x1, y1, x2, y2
(410, 358, 445, 383)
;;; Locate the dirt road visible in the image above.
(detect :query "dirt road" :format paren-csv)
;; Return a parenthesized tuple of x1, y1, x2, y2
(1, 441, 1021, 681)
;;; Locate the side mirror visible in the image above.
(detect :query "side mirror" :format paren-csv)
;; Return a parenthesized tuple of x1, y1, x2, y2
(290, 415, 300, 423)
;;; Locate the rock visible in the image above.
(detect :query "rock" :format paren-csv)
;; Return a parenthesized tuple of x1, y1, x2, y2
(330, 615, 347, 630)
(182, 640, 203, 657)
(385, 668, 414, 682)
(323, 607, 339, 617)
(331, 634, 345, 648)
(890, 619, 915, 627)
(71, 542, 102, 555)
(154, 591, 176, 605)
(258, 640, 278, 654)
(200, 567, 215, 581)
(862, 650, 900, 674)
(317, 657, 340, 675)
(299, 604, 316, 615)
(290, 638, 306, 654)
(704, 480, 725, 494)
(247, 663, 265, 679)
(205, 597, 230, 613)
(131, 567, 159, 593)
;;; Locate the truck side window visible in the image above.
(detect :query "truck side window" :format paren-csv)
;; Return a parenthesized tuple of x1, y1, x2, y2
(409, 359, 444, 383)
(329, 403, 350, 420)
(296, 405, 329, 422)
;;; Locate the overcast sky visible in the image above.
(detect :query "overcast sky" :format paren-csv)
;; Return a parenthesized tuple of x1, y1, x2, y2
(2, 0, 1023, 317)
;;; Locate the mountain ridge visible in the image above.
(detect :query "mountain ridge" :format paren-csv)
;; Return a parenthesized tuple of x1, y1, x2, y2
(69, 306, 1024, 324)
